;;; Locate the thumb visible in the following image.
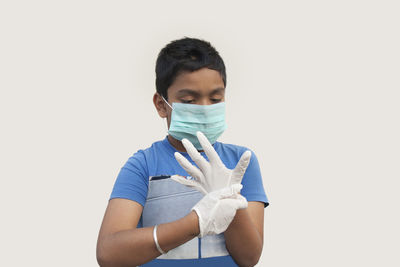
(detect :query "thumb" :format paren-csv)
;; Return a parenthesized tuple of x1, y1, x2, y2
(231, 150, 251, 184)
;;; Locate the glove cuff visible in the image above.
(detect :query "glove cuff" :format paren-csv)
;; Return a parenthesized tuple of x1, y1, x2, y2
(191, 207, 204, 238)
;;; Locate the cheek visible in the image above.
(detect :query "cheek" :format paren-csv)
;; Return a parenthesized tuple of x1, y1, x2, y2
(166, 110, 172, 128)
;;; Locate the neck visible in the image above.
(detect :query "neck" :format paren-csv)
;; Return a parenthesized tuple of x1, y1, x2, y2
(167, 135, 187, 152)
(167, 135, 204, 153)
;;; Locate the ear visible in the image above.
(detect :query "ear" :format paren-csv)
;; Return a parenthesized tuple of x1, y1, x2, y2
(153, 93, 168, 118)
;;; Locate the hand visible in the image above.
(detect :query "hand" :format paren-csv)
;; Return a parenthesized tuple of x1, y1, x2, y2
(192, 184, 248, 237)
(171, 131, 252, 194)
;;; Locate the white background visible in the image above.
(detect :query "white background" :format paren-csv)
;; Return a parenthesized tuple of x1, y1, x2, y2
(1, 1, 399, 266)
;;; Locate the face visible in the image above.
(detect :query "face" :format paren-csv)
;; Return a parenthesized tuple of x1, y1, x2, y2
(153, 68, 225, 128)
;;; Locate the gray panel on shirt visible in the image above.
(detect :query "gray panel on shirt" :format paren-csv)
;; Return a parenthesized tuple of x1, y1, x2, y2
(142, 176, 229, 259)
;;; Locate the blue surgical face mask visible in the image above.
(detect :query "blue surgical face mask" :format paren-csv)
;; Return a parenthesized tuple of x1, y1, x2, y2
(162, 96, 227, 150)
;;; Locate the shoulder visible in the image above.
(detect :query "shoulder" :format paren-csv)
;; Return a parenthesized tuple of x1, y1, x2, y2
(122, 137, 177, 178)
(110, 138, 169, 204)
(124, 138, 168, 167)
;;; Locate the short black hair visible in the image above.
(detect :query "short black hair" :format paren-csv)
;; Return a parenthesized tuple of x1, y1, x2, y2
(155, 37, 226, 99)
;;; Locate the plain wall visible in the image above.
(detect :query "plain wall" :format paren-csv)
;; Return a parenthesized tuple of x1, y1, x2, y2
(0, 0, 399, 266)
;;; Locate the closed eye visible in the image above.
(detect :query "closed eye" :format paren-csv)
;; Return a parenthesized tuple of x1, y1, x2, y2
(181, 99, 195, 104)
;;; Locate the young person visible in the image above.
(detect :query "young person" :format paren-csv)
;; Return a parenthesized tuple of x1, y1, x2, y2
(96, 37, 269, 267)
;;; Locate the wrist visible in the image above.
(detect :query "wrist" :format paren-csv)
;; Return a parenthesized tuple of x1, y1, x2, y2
(185, 211, 200, 237)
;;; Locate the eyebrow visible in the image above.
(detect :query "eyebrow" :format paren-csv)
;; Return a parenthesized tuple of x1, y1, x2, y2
(176, 88, 225, 97)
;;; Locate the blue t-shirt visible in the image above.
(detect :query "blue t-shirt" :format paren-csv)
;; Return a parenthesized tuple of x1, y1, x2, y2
(110, 137, 269, 266)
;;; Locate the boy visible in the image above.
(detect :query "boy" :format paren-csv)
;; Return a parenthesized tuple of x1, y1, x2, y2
(96, 37, 269, 267)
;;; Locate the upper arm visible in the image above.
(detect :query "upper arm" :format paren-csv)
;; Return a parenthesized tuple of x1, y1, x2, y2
(237, 149, 268, 242)
(247, 201, 265, 242)
(98, 151, 148, 248)
(240, 150, 269, 206)
(98, 198, 143, 241)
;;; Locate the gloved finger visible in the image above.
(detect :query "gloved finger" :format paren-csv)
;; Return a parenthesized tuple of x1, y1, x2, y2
(231, 150, 252, 184)
(174, 152, 204, 179)
(181, 138, 209, 173)
(171, 175, 208, 195)
(197, 131, 224, 167)
(214, 184, 243, 199)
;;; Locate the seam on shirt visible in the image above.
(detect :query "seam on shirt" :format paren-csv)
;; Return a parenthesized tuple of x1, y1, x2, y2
(146, 190, 200, 202)
(198, 237, 202, 259)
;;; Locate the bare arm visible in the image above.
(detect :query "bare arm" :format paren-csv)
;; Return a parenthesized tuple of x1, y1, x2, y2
(96, 198, 200, 267)
(224, 201, 265, 267)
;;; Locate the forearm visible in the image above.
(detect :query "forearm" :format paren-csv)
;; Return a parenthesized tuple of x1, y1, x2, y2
(224, 209, 263, 267)
(97, 211, 199, 267)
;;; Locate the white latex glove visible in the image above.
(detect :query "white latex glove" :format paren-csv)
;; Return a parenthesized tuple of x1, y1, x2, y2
(171, 131, 252, 194)
(192, 184, 248, 237)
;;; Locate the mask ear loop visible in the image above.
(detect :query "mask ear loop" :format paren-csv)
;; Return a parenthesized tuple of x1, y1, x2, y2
(161, 95, 173, 132)
(161, 95, 173, 110)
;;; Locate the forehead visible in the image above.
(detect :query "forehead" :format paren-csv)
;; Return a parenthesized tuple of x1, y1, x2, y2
(168, 68, 225, 96)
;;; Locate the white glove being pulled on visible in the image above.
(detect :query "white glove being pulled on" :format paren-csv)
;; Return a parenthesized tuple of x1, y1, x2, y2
(192, 184, 248, 237)
(171, 131, 252, 194)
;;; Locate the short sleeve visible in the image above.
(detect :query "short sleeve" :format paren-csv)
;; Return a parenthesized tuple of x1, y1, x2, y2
(240, 150, 269, 207)
(109, 150, 149, 207)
